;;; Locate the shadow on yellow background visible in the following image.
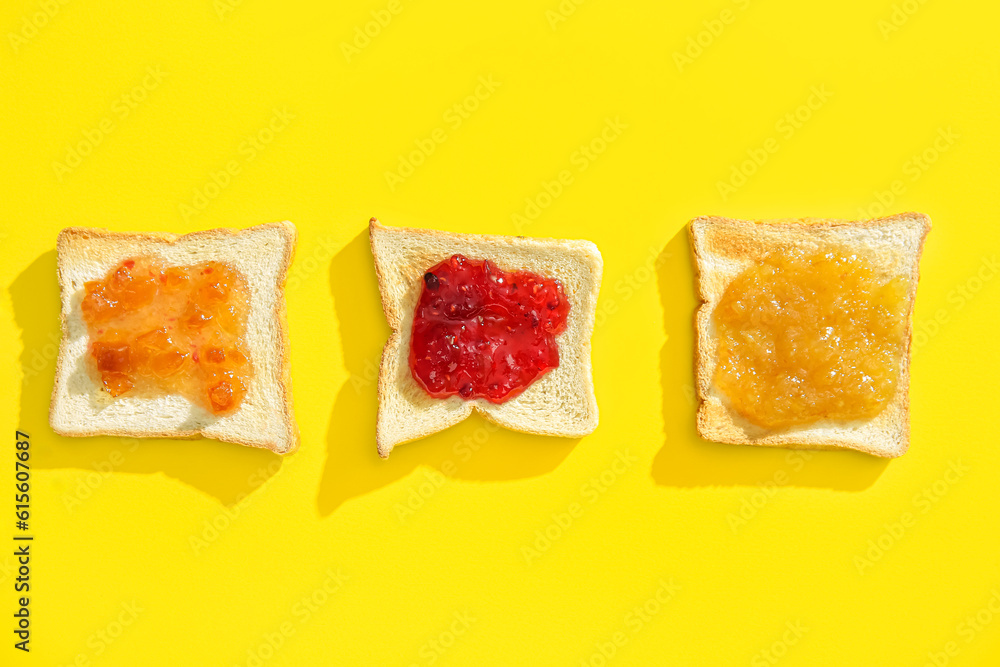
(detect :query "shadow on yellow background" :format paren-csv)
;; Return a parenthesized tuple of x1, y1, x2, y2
(11, 250, 282, 506)
(316, 230, 578, 516)
(651, 226, 890, 491)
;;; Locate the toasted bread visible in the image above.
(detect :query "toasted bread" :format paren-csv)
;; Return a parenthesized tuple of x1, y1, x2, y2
(50, 222, 299, 454)
(369, 218, 603, 458)
(690, 213, 931, 458)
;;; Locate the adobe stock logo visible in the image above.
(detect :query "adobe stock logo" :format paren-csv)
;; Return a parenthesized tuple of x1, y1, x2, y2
(56, 601, 144, 666)
(511, 117, 627, 232)
(546, 0, 587, 30)
(7, 0, 71, 53)
(726, 451, 814, 534)
(751, 621, 809, 667)
(522, 450, 638, 565)
(52, 66, 168, 182)
(921, 588, 1000, 667)
(856, 127, 958, 220)
(61, 438, 139, 514)
(383, 76, 501, 191)
(912, 255, 998, 358)
(341, 0, 407, 63)
(853, 460, 969, 575)
(878, 0, 931, 40)
(234, 569, 349, 667)
(672, 0, 753, 72)
(579, 578, 681, 667)
(393, 423, 502, 523)
(178, 108, 294, 222)
(214, 0, 243, 20)
(407, 611, 477, 667)
(592, 245, 665, 330)
(716, 85, 833, 201)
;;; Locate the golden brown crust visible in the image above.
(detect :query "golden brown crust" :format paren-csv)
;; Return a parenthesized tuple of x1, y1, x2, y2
(49, 222, 299, 454)
(690, 213, 931, 458)
(369, 218, 400, 332)
(263, 221, 299, 454)
(369, 219, 438, 457)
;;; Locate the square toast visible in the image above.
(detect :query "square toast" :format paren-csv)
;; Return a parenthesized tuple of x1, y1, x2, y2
(369, 219, 603, 458)
(690, 213, 931, 458)
(50, 222, 299, 454)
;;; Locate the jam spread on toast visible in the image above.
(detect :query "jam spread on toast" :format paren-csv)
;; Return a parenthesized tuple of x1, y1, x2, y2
(409, 254, 570, 403)
(81, 257, 252, 415)
(712, 247, 911, 428)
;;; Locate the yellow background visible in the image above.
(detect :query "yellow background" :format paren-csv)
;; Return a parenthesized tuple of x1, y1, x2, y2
(2, 0, 999, 664)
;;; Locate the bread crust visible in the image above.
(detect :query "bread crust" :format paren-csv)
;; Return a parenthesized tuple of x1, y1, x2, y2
(689, 213, 931, 458)
(49, 222, 300, 454)
(369, 218, 603, 458)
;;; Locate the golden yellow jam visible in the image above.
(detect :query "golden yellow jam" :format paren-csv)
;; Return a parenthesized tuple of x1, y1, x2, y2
(712, 247, 911, 429)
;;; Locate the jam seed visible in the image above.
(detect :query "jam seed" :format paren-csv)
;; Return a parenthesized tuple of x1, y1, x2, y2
(424, 272, 440, 291)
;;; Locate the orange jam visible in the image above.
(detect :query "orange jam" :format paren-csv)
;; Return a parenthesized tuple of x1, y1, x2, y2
(712, 247, 911, 429)
(80, 257, 252, 415)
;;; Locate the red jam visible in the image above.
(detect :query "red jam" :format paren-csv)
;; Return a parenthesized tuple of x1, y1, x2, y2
(80, 257, 252, 415)
(409, 255, 571, 403)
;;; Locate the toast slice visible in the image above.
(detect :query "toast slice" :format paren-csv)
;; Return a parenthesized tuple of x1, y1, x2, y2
(369, 218, 603, 458)
(690, 213, 931, 458)
(50, 222, 299, 454)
